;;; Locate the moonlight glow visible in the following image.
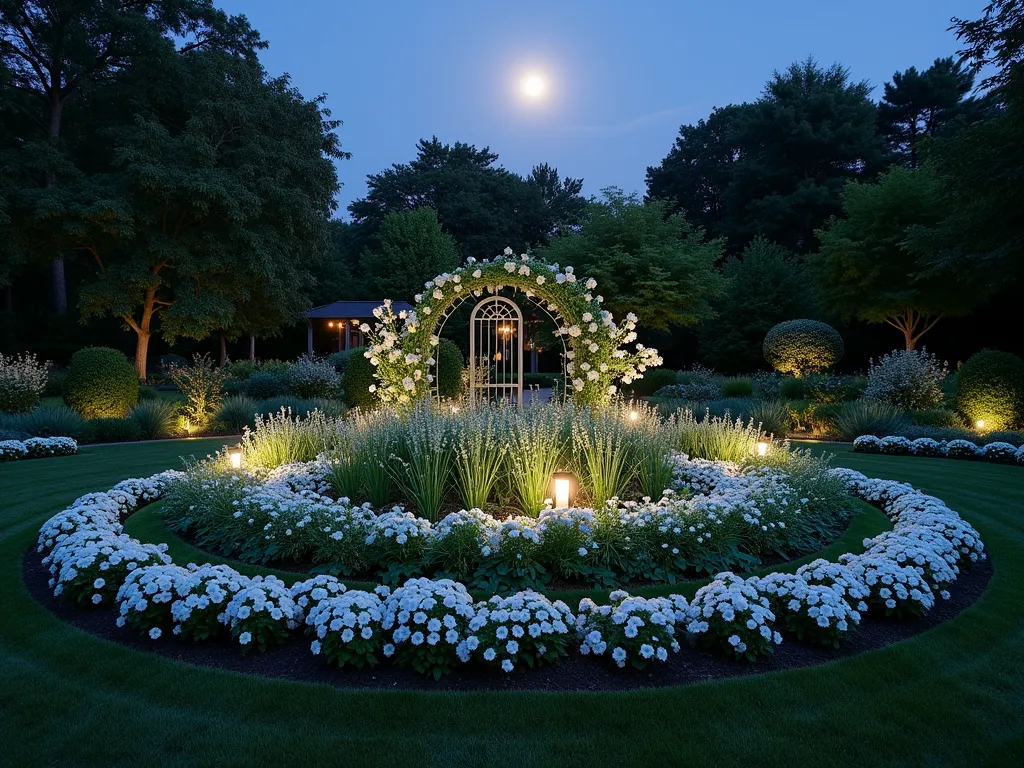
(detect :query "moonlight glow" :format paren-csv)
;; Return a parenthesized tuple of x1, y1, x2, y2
(519, 72, 548, 101)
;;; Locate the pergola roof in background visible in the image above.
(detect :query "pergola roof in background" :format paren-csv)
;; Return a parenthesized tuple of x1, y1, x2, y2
(305, 300, 414, 320)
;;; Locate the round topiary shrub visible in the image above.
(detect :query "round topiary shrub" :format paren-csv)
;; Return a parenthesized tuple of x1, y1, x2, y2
(436, 338, 465, 400)
(763, 320, 844, 377)
(63, 347, 139, 418)
(955, 350, 1024, 431)
(343, 347, 378, 408)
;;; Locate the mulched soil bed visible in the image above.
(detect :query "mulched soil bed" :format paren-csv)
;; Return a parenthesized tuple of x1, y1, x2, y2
(22, 544, 992, 692)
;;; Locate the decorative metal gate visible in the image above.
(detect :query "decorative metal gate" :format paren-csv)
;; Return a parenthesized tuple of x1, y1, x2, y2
(469, 296, 523, 405)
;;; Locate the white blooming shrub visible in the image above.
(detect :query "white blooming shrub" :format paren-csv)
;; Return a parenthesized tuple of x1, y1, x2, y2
(577, 591, 685, 669)
(0, 436, 77, 461)
(0, 440, 28, 461)
(170, 564, 251, 641)
(0, 351, 50, 413)
(362, 252, 662, 408)
(381, 577, 476, 678)
(863, 348, 947, 411)
(285, 355, 341, 399)
(852, 435, 882, 453)
(307, 589, 388, 669)
(115, 563, 192, 638)
(44, 529, 171, 606)
(222, 575, 299, 652)
(982, 442, 1019, 463)
(687, 573, 781, 661)
(879, 435, 912, 455)
(945, 439, 980, 459)
(910, 437, 944, 457)
(756, 572, 861, 648)
(469, 590, 575, 672)
(838, 554, 935, 618)
(289, 574, 348, 622)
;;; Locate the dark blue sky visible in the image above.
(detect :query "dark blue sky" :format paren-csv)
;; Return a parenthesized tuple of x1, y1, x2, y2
(218, 0, 985, 218)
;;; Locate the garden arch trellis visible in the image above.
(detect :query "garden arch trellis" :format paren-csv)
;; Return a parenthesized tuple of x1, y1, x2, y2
(361, 250, 662, 407)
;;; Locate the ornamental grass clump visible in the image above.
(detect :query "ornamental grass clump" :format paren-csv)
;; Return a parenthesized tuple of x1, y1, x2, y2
(577, 590, 686, 669)
(686, 573, 781, 661)
(571, 407, 635, 507)
(469, 591, 575, 672)
(381, 577, 477, 679)
(240, 407, 334, 469)
(671, 408, 762, 462)
(506, 404, 568, 514)
(835, 400, 910, 441)
(452, 406, 508, 510)
(386, 404, 453, 521)
(864, 348, 947, 411)
(308, 589, 387, 669)
(0, 351, 50, 413)
(223, 575, 299, 652)
(627, 404, 676, 500)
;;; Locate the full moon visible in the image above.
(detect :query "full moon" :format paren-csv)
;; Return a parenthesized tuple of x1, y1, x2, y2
(519, 72, 548, 100)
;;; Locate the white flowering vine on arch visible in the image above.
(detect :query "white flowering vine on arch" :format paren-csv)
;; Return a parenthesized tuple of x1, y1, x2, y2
(361, 249, 663, 407)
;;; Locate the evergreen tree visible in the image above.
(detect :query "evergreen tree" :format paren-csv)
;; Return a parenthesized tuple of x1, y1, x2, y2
(698, 238, 814, 371)
(359, 208, 459, 301)
(878, 57, 979, 167)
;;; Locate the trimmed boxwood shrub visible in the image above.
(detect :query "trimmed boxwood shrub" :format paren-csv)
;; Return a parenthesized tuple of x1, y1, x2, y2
(87, 417, 144, 443)
(343, 347, 377, 408)
(63, 347, 139, 418)
(245, 371, 287, 399)
(956, 350, 1024, 431)
(630, 367, 680, 397)
(436, 338, 465, 400)
(721, 377, 754, 398)
(763, 320, 844, 377)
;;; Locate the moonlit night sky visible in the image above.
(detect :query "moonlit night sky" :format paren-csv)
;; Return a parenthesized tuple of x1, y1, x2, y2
(217, 0, 986, 218)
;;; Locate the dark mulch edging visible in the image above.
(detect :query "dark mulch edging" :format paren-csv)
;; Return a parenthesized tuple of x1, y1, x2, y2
(22, 544, 992, 693)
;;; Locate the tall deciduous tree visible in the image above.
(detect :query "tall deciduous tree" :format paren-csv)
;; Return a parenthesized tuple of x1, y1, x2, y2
(72, 51, 344, 377)
(539, 188, 725, 331)
(878, 57, 979, 167)
(0, 0, 262, 313)
(698, 238, 815, 371)
(812, 167, 975, 350)
(360, 208, 459, 301)
(349, 138, 585, 259)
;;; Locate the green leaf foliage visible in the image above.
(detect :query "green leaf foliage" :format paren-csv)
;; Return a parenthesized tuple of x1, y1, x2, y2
(342, 347, 377, 409)
(360, 208, 459, 301)
(956, 350, 1024, 431)
(812, 166, 976, 349)
(63, 347, 139, 418)
(763, 320, 844, 377)
(539, 189, 725, 331)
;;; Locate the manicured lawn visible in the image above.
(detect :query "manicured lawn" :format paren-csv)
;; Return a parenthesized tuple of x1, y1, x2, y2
(2, 440, 1023, 766)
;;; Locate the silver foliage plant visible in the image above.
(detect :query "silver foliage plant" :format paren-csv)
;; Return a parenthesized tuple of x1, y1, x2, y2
(863, 348, 947, 411)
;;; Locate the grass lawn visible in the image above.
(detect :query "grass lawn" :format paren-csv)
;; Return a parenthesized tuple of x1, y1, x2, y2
(2, 440, 1023, 766)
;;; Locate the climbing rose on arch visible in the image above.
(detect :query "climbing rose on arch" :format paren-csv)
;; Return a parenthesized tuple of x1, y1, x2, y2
(362, 250, 662, 407)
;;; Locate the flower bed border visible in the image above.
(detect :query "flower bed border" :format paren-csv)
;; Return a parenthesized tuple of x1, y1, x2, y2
(853, 434, 1024, 466)
(32, 459, 987, 685)
(0, 436, 77, 462)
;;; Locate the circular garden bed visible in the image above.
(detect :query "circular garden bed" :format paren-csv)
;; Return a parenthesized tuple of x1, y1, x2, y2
(30, 415, 990, 690)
